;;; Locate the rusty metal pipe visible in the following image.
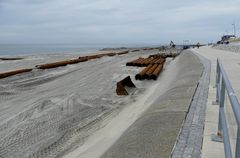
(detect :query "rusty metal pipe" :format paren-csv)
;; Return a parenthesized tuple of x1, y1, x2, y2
(144, 58, 155, 66)
(144, 64, 159, 79)
(132, 58, 146, 66)
(36, 58, 87, 69)
(117, 51, 129, 55)
(149, 58, 159, 64)
(126, 58, 143, 66)
(135, 64, 152, 80)
(155, 58, 165, 64)
(0, 57, 23, 60)
(105, 52, 116, 56)
(141, 58, 155, 67)
(150, 64, 164, 80)
(131, 49, 139, 52)
(0, 68, 32, 79)
(139, 58, 149, 66)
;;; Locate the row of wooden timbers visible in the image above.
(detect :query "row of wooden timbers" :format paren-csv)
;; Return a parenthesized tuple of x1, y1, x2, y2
(116, 53, 179, 95)
(0, 51, 129, 79)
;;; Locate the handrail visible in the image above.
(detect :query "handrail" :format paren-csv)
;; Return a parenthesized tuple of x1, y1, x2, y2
(214, 59, 240, 158)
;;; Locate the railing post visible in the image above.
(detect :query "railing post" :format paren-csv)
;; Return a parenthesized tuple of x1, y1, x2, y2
(218, 78, 225, 137)
(235, 127, 240, 158)
(216, 60, 220, 103)
(212, 59, 240, 158)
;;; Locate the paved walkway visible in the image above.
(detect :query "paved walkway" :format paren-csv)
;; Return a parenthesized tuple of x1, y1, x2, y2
(192, 46, 240, 158)
(172, 52, 211, 158)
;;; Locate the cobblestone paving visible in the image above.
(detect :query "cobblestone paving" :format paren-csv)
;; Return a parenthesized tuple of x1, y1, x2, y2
(171, 53, 211, 158)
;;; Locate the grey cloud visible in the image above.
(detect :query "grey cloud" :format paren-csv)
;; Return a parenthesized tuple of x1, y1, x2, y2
(0, 0, 240, 44)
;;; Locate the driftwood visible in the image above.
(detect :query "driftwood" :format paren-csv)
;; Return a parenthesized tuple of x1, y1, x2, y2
(116, 76, 136, 95)
(0, 68, 32, 79)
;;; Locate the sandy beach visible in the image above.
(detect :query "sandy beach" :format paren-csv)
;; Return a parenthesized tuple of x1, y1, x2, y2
(0, 48, 179, 157)
(1, 0, 240, 157)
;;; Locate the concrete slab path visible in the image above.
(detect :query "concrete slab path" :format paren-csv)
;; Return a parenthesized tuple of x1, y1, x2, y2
(193, 46, 240, 158)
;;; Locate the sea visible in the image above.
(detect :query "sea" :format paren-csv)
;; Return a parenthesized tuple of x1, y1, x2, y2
(0, 44, 154, 56)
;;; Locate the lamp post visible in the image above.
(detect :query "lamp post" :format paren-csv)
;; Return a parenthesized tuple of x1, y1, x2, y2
(232, 22, 236, 37)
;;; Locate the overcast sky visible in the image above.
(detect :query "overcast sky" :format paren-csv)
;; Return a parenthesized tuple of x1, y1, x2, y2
(0, 0, 240, 45)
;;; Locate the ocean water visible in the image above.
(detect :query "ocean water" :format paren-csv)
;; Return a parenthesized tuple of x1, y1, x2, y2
(0, 44, 143, 56)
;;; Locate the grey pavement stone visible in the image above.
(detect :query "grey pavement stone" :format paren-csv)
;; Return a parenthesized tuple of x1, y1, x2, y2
(171, 51, 211, 158)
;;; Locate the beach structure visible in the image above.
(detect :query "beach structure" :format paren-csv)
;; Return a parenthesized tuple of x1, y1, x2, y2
(117, 50, 129, 55)
(135, 64, 152, 80)
(0, 68, 33, 79)
(0, 57, 23, 60)
(0, 50, 130, 79)
(126, 55, 167, 80)
(116, 76, 136, 95)
(35, 58, 88, 69)
(126, 56, 166, 67)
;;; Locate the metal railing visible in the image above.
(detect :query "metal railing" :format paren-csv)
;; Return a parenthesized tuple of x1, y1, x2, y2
(212, 59, 240, 158)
